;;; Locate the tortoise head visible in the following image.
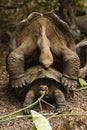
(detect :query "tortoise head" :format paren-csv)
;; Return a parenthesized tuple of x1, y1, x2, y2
(39, 85, 49, 95)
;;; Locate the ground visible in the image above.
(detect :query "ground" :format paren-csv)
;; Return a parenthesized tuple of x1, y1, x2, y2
(0, 43, 87, 130)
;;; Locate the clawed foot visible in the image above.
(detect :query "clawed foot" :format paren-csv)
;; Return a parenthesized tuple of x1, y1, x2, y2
(23, 108, 31, 115)
(10, 75, 28, 88)
(55, 106, 66, 114)
(61, 75, 77, 93)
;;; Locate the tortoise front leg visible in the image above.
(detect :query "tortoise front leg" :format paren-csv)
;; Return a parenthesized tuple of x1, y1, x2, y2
(51, 44, 80, 93)
(7, 38, 37, 88)
(54, 89, 66, 113)
(7, 47, 27, 88)
(61, 47, 80, 92)
(23, 90, 35, 114)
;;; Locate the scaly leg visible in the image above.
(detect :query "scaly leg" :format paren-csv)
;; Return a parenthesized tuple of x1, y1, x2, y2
(54, 89, 66, 113)
(23, 90, 35, 114)
(7, 37, 37, 88)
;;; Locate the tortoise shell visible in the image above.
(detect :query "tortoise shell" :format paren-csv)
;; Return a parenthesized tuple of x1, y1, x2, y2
(25, 65, 62, 85)
(15, 12, 75, 51)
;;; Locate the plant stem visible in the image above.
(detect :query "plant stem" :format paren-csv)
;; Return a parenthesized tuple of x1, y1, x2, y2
(41, 99, 55, 108)
(48, 113, 83, 119)
(0, 91, 45, 120)
(77, 86, 87, 91)
(0, 115, 32, 123)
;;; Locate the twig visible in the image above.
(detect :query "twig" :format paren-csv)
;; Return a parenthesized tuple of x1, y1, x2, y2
(41, 99, 55, 108)
(0, 91, 45, 120)
(39, 99, 43, 112)
(48, 113, 84, 120)
(0, 112, 84, 123)
(76, 86, 87, 91)
(0, 115, 32, 123)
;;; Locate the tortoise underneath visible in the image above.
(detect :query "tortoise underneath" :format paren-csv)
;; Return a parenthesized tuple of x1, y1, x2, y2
(23, 78, 66, 114)
(11, 66, 66, 114)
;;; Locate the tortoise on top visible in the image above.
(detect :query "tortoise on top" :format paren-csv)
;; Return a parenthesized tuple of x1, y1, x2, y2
(7, 12, 80, 91)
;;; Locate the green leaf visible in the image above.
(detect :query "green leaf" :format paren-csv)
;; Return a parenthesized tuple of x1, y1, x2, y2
(78, 78, 87, 87)
(31, 110, 52, 130)
(32, 126, 37, 130)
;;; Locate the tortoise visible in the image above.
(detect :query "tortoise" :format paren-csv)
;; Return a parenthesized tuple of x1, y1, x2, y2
(6, 12, 80, 92)
(76, 15, 87, 37)
(76, 39, 87, 79)
(13, 65, 67, 114)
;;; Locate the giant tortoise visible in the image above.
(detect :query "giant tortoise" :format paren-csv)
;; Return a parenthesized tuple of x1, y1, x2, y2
(6, 12, 80, 92)
(12, 65, 67, 114)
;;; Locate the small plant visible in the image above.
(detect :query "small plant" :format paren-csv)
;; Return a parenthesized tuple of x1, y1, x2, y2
(78, 78, 87, 87)
(77, 78, 87, 90)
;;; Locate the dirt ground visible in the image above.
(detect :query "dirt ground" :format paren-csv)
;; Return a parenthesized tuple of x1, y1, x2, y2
(0, 43, 87, 130)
